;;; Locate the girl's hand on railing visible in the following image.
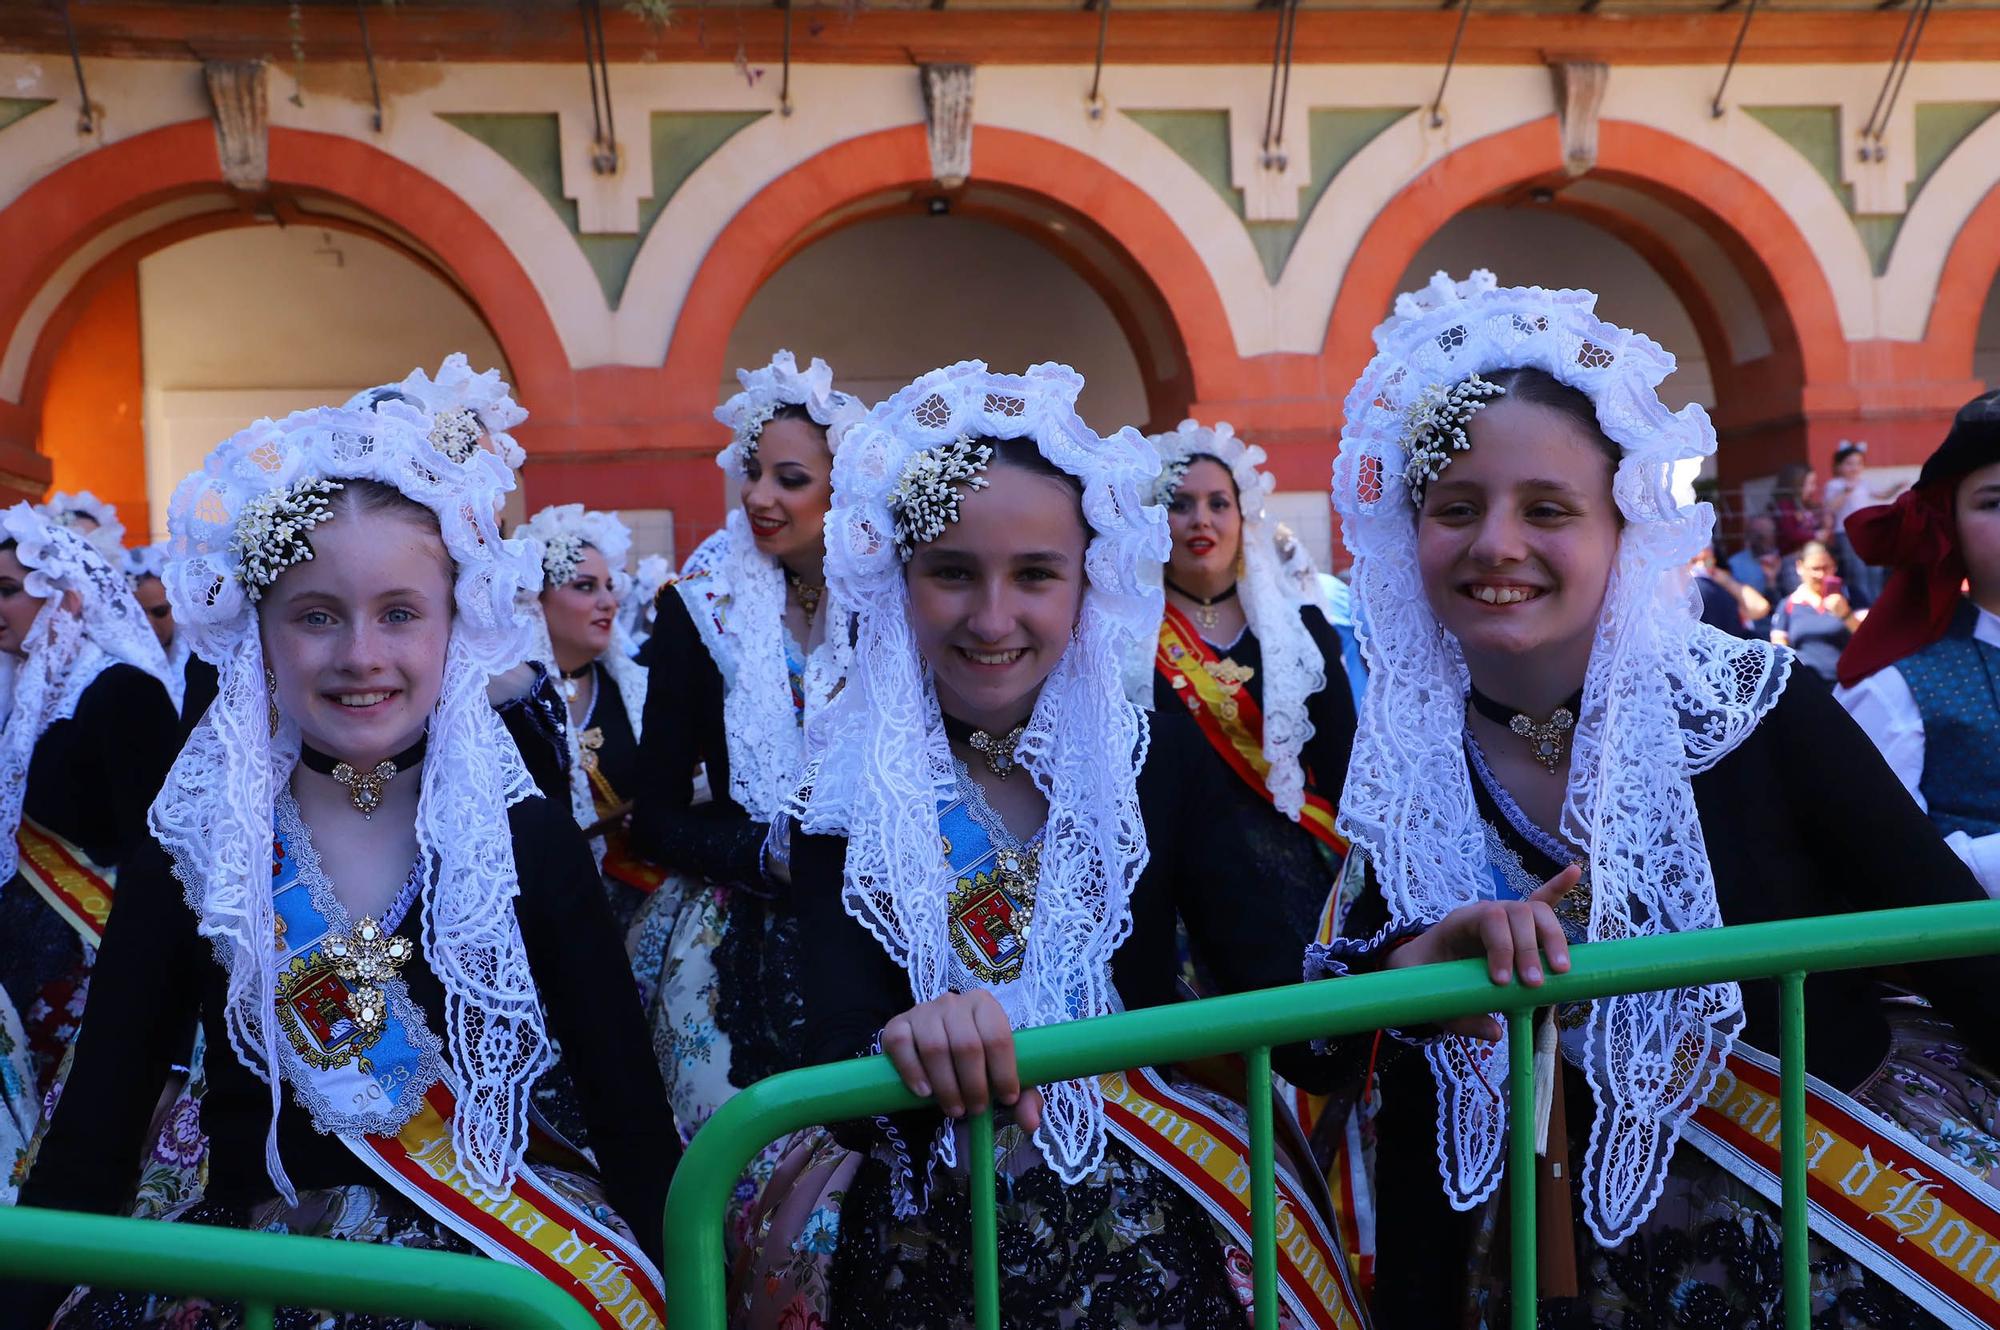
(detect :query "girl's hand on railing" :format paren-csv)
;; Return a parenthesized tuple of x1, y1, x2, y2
(882, 990, 1045, 1131)
(1381, 864, 1582, 1040)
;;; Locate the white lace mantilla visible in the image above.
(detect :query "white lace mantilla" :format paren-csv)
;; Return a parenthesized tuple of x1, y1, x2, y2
(714, 350, 865, 480)
(1331, 271, 1792, 1244)
(798, 361, 1168, 1193)
(674, 515, 816, 825)
(150, 405, 547, 1204)
(1147, 420, 1327, 819)
(0, 505, 175, 887)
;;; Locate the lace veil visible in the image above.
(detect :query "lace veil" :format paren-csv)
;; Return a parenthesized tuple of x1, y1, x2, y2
(151, 406, 548, 1204)
(515, 503, 648, 829)
(620, 553, 673, 648)
(1332, 271, 1791, 1244)
(345, 353, 529, 473)
(681, 352, 864, 825)
(37, 489, 129, 563)
(1148, 420, 1327, 819)
(0, 505, 174, 886)
(797, 361, 1168, 1193)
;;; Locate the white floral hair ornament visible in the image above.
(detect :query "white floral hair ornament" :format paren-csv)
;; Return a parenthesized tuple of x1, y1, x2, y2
(1331, 271, 1790, 1245)
(798, 361, 1167, 1207)
(151, 405, 548, 1206)
(37, 489, 128, 562)
(0, 505, 174, 890)
(345, 353, 530, 473)
(619, 553, 672, 645)
(1148, 420, 1326, 821)
(1400, 375, 1507, 498)
(889, 435, 992, 558)
(513, 504, 647, 834)
(714, 350, 865, 479)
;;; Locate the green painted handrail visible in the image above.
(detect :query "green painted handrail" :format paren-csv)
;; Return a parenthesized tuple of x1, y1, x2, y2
(664, 898, 2000, 1330)
(0, 1203, 600, 1330)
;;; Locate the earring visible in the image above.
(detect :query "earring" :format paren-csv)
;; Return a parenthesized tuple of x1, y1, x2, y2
(265, 667, 280, 735)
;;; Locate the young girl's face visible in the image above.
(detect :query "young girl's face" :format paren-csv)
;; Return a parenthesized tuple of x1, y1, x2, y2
(904, 463, 1090, 732)
(133, 575, 176, 649)
(1165, 458, 1242, 587)
(259, 503, 454, 764)
(540, 545, 618, 664)
(1957, 460, 2000, 612)
(0, 547, 46, 657)
(1837, 452, 1865, 482)
(741, 416, 834, 569)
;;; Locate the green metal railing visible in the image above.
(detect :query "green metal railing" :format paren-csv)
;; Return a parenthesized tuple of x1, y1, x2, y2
(4, 901, 1996, 1329)
(0, 1203, 598, 1330)
(663, 899, 2000, 1330)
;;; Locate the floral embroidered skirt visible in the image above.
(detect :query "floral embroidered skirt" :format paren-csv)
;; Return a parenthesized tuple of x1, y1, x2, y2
(740, 1083, 1322, 1330)
(1471, 998, 2000, 1329)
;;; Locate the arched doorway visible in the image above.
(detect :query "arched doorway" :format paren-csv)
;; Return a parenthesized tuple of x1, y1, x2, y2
(727, 210, 1150, 430)
(1978, 274, 2000, 392)
(38, 221, 507, 544)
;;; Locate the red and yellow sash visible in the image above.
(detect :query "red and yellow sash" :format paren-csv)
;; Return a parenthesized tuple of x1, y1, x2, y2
(587, 758, 666, 894)
(1155, 607, 1347, 857)
(346, 1081, 666, 1330)
(1101, 1064, 1372, 1328)
(15, 817, 114, 945)
(1684, 1042, 2000, 1327)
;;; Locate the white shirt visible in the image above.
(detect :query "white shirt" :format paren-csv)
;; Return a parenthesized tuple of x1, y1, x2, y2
(1836, 603, 2000, 897)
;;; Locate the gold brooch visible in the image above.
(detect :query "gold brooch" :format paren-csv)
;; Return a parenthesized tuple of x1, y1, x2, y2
(332, 759, 400, 818)
(323, 916, 414, 1038)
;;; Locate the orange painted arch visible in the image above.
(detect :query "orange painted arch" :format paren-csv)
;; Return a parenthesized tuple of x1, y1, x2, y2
(1923, 175, 2000, 382)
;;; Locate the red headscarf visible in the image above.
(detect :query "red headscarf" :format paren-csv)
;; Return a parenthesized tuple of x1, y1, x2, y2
(1836, 389, 1999, 687)
(1836, 486, 1963, 687)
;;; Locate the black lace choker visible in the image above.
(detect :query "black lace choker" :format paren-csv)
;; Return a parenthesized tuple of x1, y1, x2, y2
(1466, 684, 1583, 776)
(299, 734, 428, 818)
(1165, 578, 1238, 632)
(940, 711, 1028, 780)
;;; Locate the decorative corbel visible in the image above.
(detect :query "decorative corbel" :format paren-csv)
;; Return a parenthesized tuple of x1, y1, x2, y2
(1548, 60, 1608, 178)
(204, 60, 269, 193)
(922, 64, 975, 190)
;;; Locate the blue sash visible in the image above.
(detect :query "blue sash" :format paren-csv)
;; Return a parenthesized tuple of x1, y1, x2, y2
(938, 790, 1040, 990)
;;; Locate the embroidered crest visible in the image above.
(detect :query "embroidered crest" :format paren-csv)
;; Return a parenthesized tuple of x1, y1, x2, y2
(947, 845, 1039, 984)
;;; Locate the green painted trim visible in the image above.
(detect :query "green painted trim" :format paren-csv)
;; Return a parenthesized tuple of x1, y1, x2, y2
(1745, 105, 1852, 212)
(0, 98, 54, 134)
(1127, 109, 1242, 220)
(1270, 106, 1414, 281)
(443, 109, 763, 308)
(1853, 214, 1904, 277)
(1910, 102, 1999, 207)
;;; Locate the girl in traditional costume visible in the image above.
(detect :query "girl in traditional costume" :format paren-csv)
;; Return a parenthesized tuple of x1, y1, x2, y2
(765, 361, 1374, 1329)
(1148, 420, 1359, 942)
(1324, 271, 2000, 1327)
(0, 507, 178, 1206)
(124, 543, 192, 712)
(9, 404, 678, 1329)
(517, 503, 654, 927)
(1837, 390, 2000, 899)
(625, 351, 860, 1151)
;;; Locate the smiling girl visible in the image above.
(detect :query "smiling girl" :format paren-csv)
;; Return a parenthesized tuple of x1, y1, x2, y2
(9, 406, 676, 1329)
(625, 352, 862, 1191)
(1326, 272, 2000, 1328)
(753, 361, 1397, 1329)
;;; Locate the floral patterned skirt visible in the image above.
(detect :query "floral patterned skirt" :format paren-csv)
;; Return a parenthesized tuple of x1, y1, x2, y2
(742, 1079, 1324, 1330)
(1471, 997, 2000, 1329)
(48, 1185, 479, 1329)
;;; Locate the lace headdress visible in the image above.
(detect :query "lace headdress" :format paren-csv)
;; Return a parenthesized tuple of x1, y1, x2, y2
(151, 406, 548, 1203)
(0, 505, 174, 886)
(120, 542, 190, 708)
(798, 361, 1167, 1199)
(1332, 271, 1790, 1245)
(345, 353, 529, 473)
(1148, 420, 1326, 819)
(37, 489, 129, 562)
(619, 553, 672, 648)
(677, 353, 864, 825)
(515, 504, 648, 828)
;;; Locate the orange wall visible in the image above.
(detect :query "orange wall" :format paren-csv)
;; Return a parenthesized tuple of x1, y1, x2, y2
(38, 266, 147, 542)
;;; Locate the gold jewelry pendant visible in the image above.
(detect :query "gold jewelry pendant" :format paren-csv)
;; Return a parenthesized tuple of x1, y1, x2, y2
(968, 723, 1027, 779)
(1509, 707, 1577, 775)
(322, 915, 414, 1038)
(332, 759, 400, 817)
(1195, 603, 1220, 633)
(577, 725, 604, 773)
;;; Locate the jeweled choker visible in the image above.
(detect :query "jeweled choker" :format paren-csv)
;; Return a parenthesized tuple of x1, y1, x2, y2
(300, 734, 429, 818)
(1466, 684, 1583, 776)
(941, 712, 1028, 780)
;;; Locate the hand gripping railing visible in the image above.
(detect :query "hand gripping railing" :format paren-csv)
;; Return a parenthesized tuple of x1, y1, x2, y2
(0, 1203, 599, 1330)
(664, 899, 2000, 1330)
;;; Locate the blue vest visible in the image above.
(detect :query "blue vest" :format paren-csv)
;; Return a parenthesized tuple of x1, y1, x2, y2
(1898, 602, 2000, 840)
